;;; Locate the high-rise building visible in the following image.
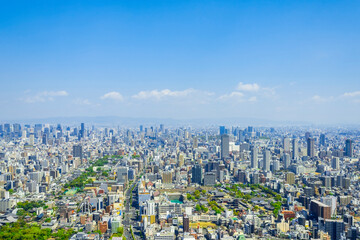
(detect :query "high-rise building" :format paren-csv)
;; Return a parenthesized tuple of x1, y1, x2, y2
(203, 172, 216, 186)
(331, 157, 340, 170)
(13, 123, 21, 137)
(162, 171, 172, 184)
(193, 137, 198, 149)
(29, 133, 35, 145)
(263, 149, 270, 171)
(320, 134, 326, 146)
(73, 145, 83, 159)
(283, 153, 291, 169)
(80, 123, 85, 138)
(220, 134, 230, 159)
(345, 139, 353, 158)
(219, 126, 226, 135)
(310, 200, 331, 220)
(183, 214, 190, 232)
(251, 173, 259, 184)
(285, 172, 295, 185)
(283, 137, 290, 153)
(292, 138, 298, 159)
(117, 167, 128, 184)
(191, 165, 202, 185)
(251, 146, 258, 169)
(324, 220, 345, 240)
(42, 134, 48, 145)
(307, 137, 315, 158)
(321, 196, 337, 216)
(238, 170, 247, 183)
(159, 124, 164, 133)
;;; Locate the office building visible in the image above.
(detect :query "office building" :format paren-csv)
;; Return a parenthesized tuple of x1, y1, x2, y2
(220, 134, 229, 159)
(263, 149, 270, 171)
(320, 134, 326, 146)
(283, 137, 290, 153)
(73, 145, 83, 159)
(307, 137, 315, 158)
(191, 164, 202, 185)
(331, 157, 340, 170)
(251, 146, 258, 169)
(345, 139, 353, 157)
(310, 200, 331, 220)
(285, 172, 295, 185)
(203, 172, 216, 186)
(292, 138, 298, 159)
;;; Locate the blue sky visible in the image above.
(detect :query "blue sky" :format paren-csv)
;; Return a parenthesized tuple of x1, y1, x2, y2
(1, 1, 360, 123)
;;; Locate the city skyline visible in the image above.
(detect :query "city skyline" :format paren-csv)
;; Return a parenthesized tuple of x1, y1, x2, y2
(1, 1, 360, 123)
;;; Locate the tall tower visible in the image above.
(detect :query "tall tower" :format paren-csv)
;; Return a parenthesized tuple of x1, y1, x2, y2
(263, 149, 270, 171)
(73, 145, 83, 159)
(283, 153, 291, 169)
(80, 123, 85, 139)
(320, 134, 326, 146)
(251, 146, 258, 169)
(345, 139, 353, 158)
(307, 137, 315, 158)
(292, 138, 298, 159)
(191, 164, 202, 185)
(283, 137, 290, 153)
(219, 126, 226, 135)
(220, 134, 230, 159)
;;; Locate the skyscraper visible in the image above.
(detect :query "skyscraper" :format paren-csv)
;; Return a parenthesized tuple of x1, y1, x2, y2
(42, 134, 48, 145)
(220, 134, 229, 159)
(320, 134, 326, 146)
(80, 123, 85, 139)
(251, 146, 258, 169)
(192, 164, 203, 185)
(263, 149, 270, 171)
(73, 145, 83, 159)
(283, 137, 290, 153)
(331, 157, 340, 170)
(219, 126, 226, 135)
(345, 139, 353, 157)
(283, 153, 291, 169)
(292, 138, 298, 159)
(307, 137, 315, 158)
(183, 214, 190, 232)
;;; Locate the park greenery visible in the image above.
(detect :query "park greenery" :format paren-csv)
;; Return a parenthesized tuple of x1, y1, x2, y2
(195, 204, 208, 213)
(111, 226, 125, 239)
(208, 200, 224, 214)
(16, 201, 46, 217)
(0, 219, 75, 240)
(64, 156, 115, 189)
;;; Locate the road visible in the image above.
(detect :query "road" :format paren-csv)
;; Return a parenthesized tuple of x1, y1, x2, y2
(123, 173, 143, 240)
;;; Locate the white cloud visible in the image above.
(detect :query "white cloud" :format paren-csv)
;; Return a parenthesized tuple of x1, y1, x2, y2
(218, 92, 245, 101)
(22, 90, 69, 103)
(101, 92, 124, 101)
(311, 95, 334, 103)
(237, 82, 260, 92)
(342, 91, 360, 97)
(132, 89, 198, 100)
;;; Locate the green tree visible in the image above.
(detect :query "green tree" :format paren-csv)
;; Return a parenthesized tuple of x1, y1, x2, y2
(195, 204, 201, 212)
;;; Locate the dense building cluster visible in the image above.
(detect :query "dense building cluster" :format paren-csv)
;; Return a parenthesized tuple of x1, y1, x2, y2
(0, 123, 359, 240)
